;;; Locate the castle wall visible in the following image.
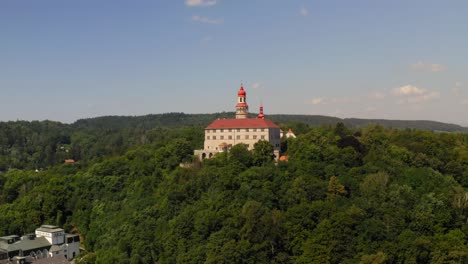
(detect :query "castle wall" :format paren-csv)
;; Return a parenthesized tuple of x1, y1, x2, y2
(201, 127, 280, 154)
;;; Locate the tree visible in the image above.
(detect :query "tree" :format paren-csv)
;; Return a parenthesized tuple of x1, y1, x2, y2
(334, 122, 350, 138)
(253, 140, 275, 166)
(327, 176, 347, 200)
(431, 229, 468, 263)
(229, 143, 253, 167)
(360, 251, 386, 264)
(360, 172, 389, 202)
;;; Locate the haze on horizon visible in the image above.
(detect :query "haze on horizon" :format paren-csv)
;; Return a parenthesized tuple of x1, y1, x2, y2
(1, 0, 467, 126)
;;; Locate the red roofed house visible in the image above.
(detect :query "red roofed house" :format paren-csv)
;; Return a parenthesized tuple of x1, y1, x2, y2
(194, 84, 280, 160)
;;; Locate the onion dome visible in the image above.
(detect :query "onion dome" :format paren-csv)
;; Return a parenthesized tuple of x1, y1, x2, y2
(238, 84, 246, 96)
(257, 104, 265, 119)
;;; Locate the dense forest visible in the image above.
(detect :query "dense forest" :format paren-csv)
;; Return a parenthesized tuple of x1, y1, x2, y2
(1, 113, 467, 172)
(73, 113, 468, 132)
(0, 117, 467, 263)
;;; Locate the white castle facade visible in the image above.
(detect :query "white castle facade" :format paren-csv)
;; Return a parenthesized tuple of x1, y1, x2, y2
(195, 84, 281, 160)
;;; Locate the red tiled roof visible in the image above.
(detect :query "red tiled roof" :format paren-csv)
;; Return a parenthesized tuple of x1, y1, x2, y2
(206, 118, 279, 129)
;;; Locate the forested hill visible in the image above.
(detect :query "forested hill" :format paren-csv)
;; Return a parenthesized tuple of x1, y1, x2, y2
(0, 124, 467, 263)
(0, 113, 467, 171)
(73, 112, 468, 132)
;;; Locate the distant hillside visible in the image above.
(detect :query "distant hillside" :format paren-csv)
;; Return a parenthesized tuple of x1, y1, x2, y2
(1, 112, 466, 171)
(342, 118, 468, 132)
(73, 112, 468, 133)
(268, 115, 468, 133)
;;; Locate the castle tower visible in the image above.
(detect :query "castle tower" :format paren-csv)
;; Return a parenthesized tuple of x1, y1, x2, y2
(236, 84, 249, 119)
(257, 104, 265, 119)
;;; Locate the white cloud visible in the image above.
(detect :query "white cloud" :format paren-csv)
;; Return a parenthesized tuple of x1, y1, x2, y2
(393, 85, 439, 104)
(186, 0, 217, 7)
(252, 83, 261, 90)
(411, 61, 446, 72)
(307, 96, 359, 105)
(407, 91, 440, 103)
(192, 15, 223, 24)
(300, 7, 309, 16)
(393, 85, 425, 96)
(309, 97, 325, 105)
(330, 97, 360, 104)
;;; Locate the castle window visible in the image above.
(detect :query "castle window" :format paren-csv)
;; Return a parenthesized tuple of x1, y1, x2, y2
(228, 135, 232, 140)
(253, 129, 257, 132)
(221, 136, 224, 140)
(213, 136, 216, 140)
(245, 135, 249, 139)
(261, 135, 265, 139)
(253, 135, 257, 139)
(236, 135, 240, 140)
(207, 136, 210, 140)
(261, 129, 265, 132)
(220, 129, 224, 132)
(246, 128, 249, 132)
(229, 129, 232, 132)
(237, 129, 240, 132)
(206, 130, 209, 133)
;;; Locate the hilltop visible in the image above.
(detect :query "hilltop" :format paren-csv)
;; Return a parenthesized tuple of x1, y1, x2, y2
(1, 113, 466, 172)
(72, 112, 468, 133)
(1, 123, 466, 263)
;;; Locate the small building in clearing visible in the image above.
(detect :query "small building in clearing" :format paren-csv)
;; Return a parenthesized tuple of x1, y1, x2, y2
(0, 225, 80, 263)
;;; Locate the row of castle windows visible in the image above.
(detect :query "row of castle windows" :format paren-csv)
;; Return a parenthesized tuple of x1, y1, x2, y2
(206, 143, 280, 149)
(207, 128, 266, 133)
(207, 135, 266, 140)
(207, 145, 251, 150)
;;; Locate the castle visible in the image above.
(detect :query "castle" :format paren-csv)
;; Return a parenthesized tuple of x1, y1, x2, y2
(194, 84, 281, 160)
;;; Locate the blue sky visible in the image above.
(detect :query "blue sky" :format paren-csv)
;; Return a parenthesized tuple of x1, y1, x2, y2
(1, 0, 467, 125)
